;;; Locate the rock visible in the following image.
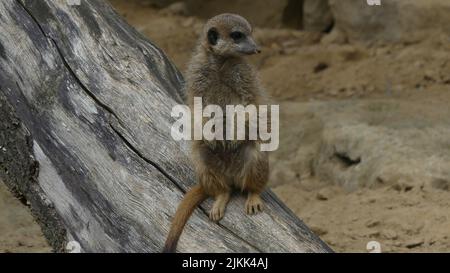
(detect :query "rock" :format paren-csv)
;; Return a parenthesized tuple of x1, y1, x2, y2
(310, 224, 328, 236)
(424, 70, 436, 82)
(367, 230, 380, 237)
(431, 179, 450, 191)
(321, 28, 347, 45)
(274, 99, 450, 192)
(391, 179, 415, 193)
(313, 62, 329, 73)
(303, 0, 333, 32)
(316, 188, 332, 201)
(365, 220, 380, 228)
(405, 239, 424, 249)
(328, 0, 450, 43)
(161, 1, 189, 16)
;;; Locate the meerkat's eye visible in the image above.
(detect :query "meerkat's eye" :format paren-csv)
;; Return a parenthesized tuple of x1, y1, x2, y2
(230, 31, 245, 42)
(207, 28, 219, 46)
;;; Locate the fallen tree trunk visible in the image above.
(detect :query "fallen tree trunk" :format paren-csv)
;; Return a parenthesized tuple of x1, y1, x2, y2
(0, 0, 332, 253)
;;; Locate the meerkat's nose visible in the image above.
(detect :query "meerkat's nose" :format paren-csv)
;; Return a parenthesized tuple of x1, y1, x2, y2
(248, 47, 261, 55)
(239, 37, 261, 55)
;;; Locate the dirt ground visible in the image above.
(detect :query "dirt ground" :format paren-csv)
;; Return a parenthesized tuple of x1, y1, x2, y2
(0, 181, 51, 252)
(1, 0, 449, 252)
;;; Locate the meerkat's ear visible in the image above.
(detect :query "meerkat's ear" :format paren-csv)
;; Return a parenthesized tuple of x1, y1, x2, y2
(207, 28, 219, 46)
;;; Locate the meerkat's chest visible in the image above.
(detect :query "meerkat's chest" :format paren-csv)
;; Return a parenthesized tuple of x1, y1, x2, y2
(203, 79, 253, 107)
(203, 88, 247, 108)
(190, 63, 256, 107)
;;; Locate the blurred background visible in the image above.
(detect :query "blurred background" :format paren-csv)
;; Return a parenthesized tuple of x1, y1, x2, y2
(1, 0, 450, 252)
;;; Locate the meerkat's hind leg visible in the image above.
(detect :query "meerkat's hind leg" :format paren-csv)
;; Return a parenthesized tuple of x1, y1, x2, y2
(242, 147, 268, 215)
(209, 191, 231, 222)
(245, 192, 264, 215)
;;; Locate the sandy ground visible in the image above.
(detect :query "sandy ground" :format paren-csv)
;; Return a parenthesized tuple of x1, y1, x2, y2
(1, 0, 449, 252)
(0, 181, 51, 252)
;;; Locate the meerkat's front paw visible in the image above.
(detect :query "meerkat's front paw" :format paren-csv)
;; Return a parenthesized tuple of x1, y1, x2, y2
(209, 193, 230, 222)
(245, 193, 264, 215)
(209, 204, 225, 222)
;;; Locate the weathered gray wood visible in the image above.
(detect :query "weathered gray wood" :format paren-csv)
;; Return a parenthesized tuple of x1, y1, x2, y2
(0, 0, 332, 252)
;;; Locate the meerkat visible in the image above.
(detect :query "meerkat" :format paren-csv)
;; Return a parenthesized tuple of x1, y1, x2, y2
(163, 13, 270, 253)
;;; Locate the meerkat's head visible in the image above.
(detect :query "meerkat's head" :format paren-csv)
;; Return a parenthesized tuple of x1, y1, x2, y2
(202, 13, 261, 58)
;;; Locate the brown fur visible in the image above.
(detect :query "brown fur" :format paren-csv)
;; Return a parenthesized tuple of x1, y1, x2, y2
(163, 14, 269, 253)
(163, 184, 207, 253)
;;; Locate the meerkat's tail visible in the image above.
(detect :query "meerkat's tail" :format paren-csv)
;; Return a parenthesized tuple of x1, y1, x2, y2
(163, 184, 207, 253)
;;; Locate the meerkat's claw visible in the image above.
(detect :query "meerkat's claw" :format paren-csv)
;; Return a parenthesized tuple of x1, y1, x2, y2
(245, 194, 264, 215)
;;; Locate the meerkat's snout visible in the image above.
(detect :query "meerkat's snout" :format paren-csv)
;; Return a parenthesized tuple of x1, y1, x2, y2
(203, 13, 261, 57)
(236, 36, 261, 55)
